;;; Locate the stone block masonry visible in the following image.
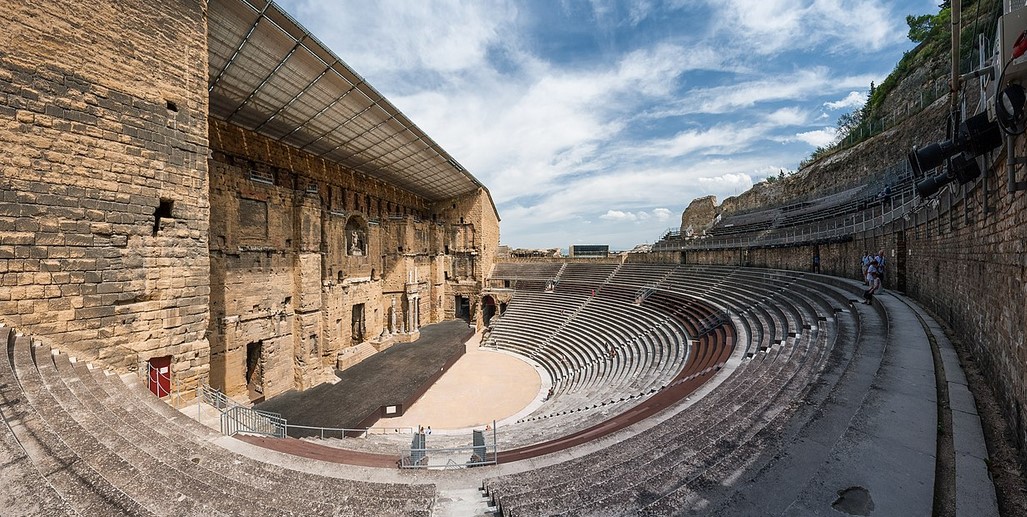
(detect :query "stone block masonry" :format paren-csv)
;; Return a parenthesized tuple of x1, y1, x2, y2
(2, 0, 502, 404)
(208, 121, 500, 399)
(0, 1, 211, 391)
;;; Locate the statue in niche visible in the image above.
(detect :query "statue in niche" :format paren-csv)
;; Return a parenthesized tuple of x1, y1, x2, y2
(349, 229, 364, 256)
(389, 298, 397, 334)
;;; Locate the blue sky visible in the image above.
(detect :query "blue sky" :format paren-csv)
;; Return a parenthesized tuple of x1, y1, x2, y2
(277, 0, 938, 250)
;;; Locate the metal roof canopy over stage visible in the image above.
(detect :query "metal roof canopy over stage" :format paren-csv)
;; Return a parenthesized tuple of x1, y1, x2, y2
(207, 0, 484, 201)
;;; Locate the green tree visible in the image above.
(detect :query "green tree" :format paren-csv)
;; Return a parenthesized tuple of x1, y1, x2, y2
(906, 14, 935, 43)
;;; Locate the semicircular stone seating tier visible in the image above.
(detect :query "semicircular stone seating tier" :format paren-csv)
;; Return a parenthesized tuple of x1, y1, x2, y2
(0, 325, 437, 517)
(484, 263, 738, 445)
(483, 263, 868, 516)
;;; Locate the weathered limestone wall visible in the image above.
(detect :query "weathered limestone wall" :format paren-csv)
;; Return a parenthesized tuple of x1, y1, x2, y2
(435, 189, 500, 326)
(208, 121, 495, 399)
(0, 0, 211, 388)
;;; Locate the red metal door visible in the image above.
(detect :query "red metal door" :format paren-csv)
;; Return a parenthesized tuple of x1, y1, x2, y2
(148, 356, 172, 397)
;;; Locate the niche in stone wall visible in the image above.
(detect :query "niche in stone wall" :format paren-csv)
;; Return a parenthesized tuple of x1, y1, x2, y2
(245, 341, 264, 399)
(345, 216, 367, 256)
(152, 199, 174, 236)
(238, 198, 269, 242)
(351, 303, 366, 344)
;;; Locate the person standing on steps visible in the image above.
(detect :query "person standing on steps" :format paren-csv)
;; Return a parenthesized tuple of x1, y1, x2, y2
(862, 260, 880, 304)
(875, 249, 886, 286)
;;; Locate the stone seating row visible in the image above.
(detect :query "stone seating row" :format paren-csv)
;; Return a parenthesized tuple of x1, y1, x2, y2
(484, 266, 732, 448)
(490, 283, 692, 399)
(492, 273, 854, 515)
(0, 324, 436, 516)
(483, 266, 865, 516)
(489, 264, 835, 453)
(489, 311, 820, 513)
(637, 279, 864, 515)
(555, 263, 619, 286)
(491, 262, 563, 280)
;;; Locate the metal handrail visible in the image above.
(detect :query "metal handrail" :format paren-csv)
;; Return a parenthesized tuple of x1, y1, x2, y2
(220, 405, 287, 438)
(196, 383, 286, 438)
(285, 423, 415, 439)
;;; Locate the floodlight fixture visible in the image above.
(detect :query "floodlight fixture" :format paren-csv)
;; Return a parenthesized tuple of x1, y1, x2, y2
(915, 151, 987, 198)
(907, 111, 1003, 178)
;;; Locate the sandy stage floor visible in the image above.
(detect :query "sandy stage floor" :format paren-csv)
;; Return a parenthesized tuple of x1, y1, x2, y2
(373, 334, 541, 431)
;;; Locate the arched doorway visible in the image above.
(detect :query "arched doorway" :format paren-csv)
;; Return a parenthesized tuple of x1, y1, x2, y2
(482, 295, 497, 326)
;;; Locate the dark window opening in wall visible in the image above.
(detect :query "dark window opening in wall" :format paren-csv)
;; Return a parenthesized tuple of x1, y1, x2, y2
(455, 296, 471, 321)
(351, 304, 366, 344)
(249, 168, 274, 185)
(460, 217, 464, 224)
(398, 246, 404, 253)
(337, 270, 345, 282)
(152, 199, 174, 236)
(444, 244, 450, 254)
(245, 341, 263, 399)
(370, 268, 376, 280)
(165, 100, 178, 112)
(444, 271, 449, 280)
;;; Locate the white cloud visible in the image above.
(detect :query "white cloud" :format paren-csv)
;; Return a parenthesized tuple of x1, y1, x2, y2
(766, 107, 808, 126)
(825, 91, 866, 110)
(794, 127, 839, 147)
(651, 67, 880, 117)
(284, 0, 516, 76)
(696, 172, 754, 189)
(273, 0, 919, 250)
(638, 124, 764, 158)
(698, 0, 904, 56)
(599, 208, 674, 223)
(600, 210, 639, 222)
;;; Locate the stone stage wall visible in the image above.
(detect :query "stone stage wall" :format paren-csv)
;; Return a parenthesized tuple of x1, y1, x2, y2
(1, 1, 500, 402)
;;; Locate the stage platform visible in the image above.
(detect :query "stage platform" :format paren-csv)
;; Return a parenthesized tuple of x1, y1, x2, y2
(255, 319, 473, 433)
